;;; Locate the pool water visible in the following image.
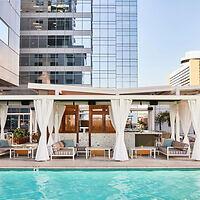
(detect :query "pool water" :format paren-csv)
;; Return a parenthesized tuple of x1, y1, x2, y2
(0, 169, 200, 200)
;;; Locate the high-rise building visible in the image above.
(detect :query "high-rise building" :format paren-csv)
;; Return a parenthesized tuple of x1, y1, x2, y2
(20, 0, 92, 87)
(92, 0, 138, 88)
(0, 0, 20, 86)
(168, 51, 200, 86)
(19, 0, 138, 89)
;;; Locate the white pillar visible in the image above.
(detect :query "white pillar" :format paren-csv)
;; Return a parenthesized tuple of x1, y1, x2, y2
(18, 115, 20, 128)
(29, 108, 33, 143)
(148, 107, 155, 131)
(176, 104, 180, 142)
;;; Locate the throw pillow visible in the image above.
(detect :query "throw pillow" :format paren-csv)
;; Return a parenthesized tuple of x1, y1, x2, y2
(162, 139, 173, 147)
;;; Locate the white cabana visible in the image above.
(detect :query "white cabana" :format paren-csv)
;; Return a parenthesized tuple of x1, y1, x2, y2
(54, 104, 66, 143)
(110, 99, 132, 161)
(34, 99, 54, 161)
(170, 104, 177, 140)
(2, 83, 200, 162)
(188, 99, 200, 160)
(179, 101, 191, 144)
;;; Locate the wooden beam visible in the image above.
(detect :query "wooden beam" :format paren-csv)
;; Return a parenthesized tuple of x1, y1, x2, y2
(75, 105, 79, 144)
(89, 105, 92, 147)
(102, 107, 106, 132)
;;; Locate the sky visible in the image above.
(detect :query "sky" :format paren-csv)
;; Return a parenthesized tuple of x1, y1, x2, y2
(138, 0, 200, 87)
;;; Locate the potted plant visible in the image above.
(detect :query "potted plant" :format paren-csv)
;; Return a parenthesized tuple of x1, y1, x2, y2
(12, 128, 30, 144)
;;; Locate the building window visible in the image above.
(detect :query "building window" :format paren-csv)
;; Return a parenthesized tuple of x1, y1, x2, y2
(0, 19, 9, 45)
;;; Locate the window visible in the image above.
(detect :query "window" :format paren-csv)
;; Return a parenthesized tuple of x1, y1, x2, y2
(0, 19, 9, 45)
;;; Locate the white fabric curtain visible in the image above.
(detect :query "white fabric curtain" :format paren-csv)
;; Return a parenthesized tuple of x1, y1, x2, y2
(109, 105, 116, 130)
(47, 105, 55, 147)
(34, 99, 54, 161)
(32, 110, 37, 133)
(179, 101, 191, 144)
(170, 104, 177, 140)
(188, 99, 200, 160)
(0, 105, 8, 139)
(111, 99, 132, 161)
(54, 104, 66, 143)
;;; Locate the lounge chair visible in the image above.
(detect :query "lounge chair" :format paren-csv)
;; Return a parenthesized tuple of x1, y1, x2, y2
(50, 140, 77, 160)
(0, 140, 12, 156)
(158, 139, 190, 160)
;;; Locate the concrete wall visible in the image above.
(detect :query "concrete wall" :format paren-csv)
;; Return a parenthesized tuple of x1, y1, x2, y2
(57, 132, 135, 150)
(0, 0, 20, 86)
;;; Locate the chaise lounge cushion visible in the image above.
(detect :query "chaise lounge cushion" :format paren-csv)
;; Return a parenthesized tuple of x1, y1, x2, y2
(0, 148, 10, 155)
(52, 141, 64, 152)
(172, 141, 188, 149)
(158, 146, 187, 155)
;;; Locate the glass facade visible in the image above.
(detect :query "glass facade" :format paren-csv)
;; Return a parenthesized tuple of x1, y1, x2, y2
(92, 0, 138, 88)
(20, 53, 90, 66)
(20, 71, 83, 85)
(20, 0, 138, 88)
(20, 0, 92, 86)
(0, 19, 9, 45)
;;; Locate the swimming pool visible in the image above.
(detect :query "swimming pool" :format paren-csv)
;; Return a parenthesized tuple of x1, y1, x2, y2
(0, 169, 199, 200)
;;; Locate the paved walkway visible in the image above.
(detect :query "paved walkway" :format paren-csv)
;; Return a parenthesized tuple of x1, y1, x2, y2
(0, 155, 200, 169)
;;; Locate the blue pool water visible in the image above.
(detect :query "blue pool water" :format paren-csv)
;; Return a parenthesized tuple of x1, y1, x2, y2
(0, 169, 200, 200)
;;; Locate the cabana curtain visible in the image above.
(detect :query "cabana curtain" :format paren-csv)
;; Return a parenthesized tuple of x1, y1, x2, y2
(32, 109, 37, 133)
(110, 99, 132, 161)
(188, 99, 200, 160)
(34, 99, 54, 161)
(109, 106, 116, 130)
(0, 105, 8, 139)
(170, 104, 177, 140)
(179, 101, 191, 144)
(54, 104, 66, 143)
(47, 105, 55, 147)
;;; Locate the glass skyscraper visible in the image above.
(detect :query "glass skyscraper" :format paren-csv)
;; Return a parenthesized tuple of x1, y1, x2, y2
(92, 0, 138, 88)
(19, 0, 137, 88)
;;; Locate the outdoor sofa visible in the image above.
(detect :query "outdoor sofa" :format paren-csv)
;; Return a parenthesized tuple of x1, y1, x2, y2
(0, 140, 12, 157)
(50, 140, 77, 160)
(158, 139, 190, 160)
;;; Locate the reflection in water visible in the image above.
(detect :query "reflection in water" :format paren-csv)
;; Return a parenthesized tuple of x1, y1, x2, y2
(107, 174, 131, 200)
(35, 173, 50, 199)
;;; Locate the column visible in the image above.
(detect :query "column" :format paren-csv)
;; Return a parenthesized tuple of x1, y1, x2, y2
(18, 115, 20, 128)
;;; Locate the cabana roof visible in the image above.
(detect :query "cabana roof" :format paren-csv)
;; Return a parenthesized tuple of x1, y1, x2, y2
(28, 83, 200, 96)
(0, 83, 199, 103)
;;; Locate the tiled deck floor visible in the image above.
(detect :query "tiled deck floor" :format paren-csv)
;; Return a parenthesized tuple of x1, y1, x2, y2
(0, 155, 200, 169)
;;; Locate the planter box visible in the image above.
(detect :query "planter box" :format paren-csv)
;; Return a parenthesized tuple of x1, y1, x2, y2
(13, 137, 29, 144)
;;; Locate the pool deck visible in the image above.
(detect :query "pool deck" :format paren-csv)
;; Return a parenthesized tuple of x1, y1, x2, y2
(0, 155, 200, 169)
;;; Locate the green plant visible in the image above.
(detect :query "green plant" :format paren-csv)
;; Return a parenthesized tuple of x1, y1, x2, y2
(155, 111, 170, 131)
(12, 128, 29, 139)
